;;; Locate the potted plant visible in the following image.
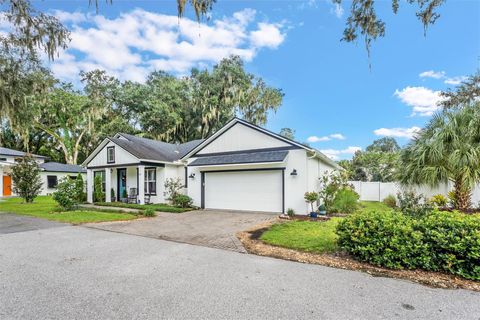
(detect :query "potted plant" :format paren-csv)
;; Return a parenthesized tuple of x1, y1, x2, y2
(318, 204, 327, 216)
(304, 191, 319, 218)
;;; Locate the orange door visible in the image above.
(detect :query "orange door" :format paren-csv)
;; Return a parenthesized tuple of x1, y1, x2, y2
(3, 175, 12, 196)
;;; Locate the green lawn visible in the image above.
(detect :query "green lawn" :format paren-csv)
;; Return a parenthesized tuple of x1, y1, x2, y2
(358, 200, 393, 213)
(0, 196, 137, 224)
(260, 201, 393, 254)
(260, 218, 342, 254)
(94, 201, 193, 213)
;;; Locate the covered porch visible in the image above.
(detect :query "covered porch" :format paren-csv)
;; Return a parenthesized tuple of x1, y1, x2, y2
(86, 163, 166, 205)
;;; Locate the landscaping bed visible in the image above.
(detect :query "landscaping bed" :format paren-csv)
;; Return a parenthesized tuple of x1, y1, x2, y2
(0, 197, 138, 224)
(94, 202, 193, 213)
(237, 219, 480, 291)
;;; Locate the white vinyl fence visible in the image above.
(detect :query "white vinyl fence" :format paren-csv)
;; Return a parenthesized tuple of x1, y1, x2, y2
(349, 181, 480, 205)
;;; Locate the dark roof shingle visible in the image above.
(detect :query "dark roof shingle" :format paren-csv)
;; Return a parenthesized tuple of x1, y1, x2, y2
(113, 134, 204, 162)
(39, 162, 86, 173)
(0, 147, 46, 158)
(188, 150, 288, 167)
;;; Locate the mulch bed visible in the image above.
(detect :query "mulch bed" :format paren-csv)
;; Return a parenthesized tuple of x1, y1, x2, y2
(236, 219, 480, 292)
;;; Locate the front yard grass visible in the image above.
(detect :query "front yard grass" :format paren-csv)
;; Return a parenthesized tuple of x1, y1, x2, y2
(0, 196, 137, 224)
(260, 218, 342, 254)
(259, 201, 392, 254)
(94, 201, 193, 213)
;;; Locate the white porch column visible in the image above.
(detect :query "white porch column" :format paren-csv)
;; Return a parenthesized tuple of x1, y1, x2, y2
(86, 169, 93, 203)
(105, 168, 112, 202)
(138, 165, 145, 204)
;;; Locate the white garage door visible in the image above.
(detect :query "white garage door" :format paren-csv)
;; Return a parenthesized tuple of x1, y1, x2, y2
(204, 170, 283, 213)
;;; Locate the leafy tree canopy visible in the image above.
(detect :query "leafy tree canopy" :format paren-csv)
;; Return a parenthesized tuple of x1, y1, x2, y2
(279, 128, 295, 140)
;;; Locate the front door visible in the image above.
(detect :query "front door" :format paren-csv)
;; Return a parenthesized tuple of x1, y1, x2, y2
(117, 169, 127, 201)
(3, 175, 12, 196)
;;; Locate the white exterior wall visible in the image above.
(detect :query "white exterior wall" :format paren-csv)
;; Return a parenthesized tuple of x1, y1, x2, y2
(197, 123, 290, 155)
(39, 172, 87, 195)
(88, 141, 138, 167)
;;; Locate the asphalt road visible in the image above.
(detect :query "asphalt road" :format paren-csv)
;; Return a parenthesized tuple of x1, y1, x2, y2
(0, 213, 68, 234)
(0, 225, 479, 320)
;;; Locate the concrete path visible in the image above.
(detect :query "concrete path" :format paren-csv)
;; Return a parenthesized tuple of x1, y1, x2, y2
(0, 213, 68, 234)
(84, 209, 275, 252)
(1, 226, 479, 320)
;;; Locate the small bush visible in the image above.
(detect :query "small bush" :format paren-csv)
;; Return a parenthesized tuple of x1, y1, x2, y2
(304, 191, 319, 212)
(336, 211, 428, 269)
(286, 208, 295, 217)
(143, 208, 155, 217)
(429, 194, 448, 208)
(75, 173, 86, 202)
(397, 189, 432, 217)
(382, 194, 397, 208)
(93, 175, 105, 202)
(330, 187, 359, 214)
(336, 210, 480, 280)
(164, 178, 184, 201)
(53, 178, 79, 211)
(11, 156, 43, 203)
(172, 194, 193, 208)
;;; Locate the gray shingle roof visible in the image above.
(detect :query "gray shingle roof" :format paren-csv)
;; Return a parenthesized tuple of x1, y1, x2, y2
(113, 134, 204, 162)
(0, 147, 46, 158)
(39, 162, 86, 173)
(189, 150, 288, 167)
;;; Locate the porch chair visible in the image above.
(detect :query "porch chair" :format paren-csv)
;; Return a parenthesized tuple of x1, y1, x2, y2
(144, 194, 151, 205)
(127, 188, 137, 204)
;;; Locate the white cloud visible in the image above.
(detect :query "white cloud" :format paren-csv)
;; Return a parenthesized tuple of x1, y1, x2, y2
(332, 3, 344, 18)
(419, 70, 445, 79)
(307, 133, 346, 143)
(374, 127, 421, 139)
(250, 22, 285, 49)
(394, 86, 445, 116)
(49, 9, 287, 82)
(444, 76, 467, 85)
(320, 146, 362, 160)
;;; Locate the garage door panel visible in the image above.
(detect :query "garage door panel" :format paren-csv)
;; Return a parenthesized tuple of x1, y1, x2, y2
(204, 170, 283, 213)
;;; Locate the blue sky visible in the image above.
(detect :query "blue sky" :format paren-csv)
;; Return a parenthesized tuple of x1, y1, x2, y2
(32, 0, 480, 159)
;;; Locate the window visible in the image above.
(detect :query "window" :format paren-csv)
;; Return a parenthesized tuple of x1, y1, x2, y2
(145, 168, 156, 195)
(184, 167, 188, 188)
(68, 175, 77, 180)
(0, 157, 6, 161)
(47, 175, 58, 189)
(94, 171, 106, 192)
(107, 146, 115, 163)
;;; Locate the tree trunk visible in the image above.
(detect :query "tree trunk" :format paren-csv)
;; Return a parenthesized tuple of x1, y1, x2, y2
(453, 179, 472, 211)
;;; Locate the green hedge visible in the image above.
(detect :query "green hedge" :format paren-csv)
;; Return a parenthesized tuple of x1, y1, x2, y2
(336, 210, 480, 280)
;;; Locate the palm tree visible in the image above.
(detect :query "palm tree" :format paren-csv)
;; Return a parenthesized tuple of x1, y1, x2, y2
(399, 104, 480, 211)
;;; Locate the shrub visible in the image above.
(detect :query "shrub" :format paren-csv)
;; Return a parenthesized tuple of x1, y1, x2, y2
(143, 208, 156, 217)
(111, 188, 115, 202)
(93, 175, 105, 202)
(172, 194, 193, 208)
(304, 191, 319, 212)
(52, 178, 79, 210)
(382, 194, 397, 208)
(318, 171, 352, 211)
(397, 189, 432, 217)
(11, 156, 43, 203)
(330, 187, 359, 214)
(429, 194, 447, 208)
(164, 178, 184, 201)
(75, 173, 86, 202)
(336, 211, 428, 269)
(286, 208, 295, 217)
(336, 210, 480, 280)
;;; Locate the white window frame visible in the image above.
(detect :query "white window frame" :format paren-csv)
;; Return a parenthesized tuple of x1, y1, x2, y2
(144, 168, 156, 195)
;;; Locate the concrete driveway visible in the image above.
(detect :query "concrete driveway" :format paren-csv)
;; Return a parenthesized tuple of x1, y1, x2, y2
(1, 226, 479, 320)
(0, 213, 68, 234)
(85, 210, 275, 252)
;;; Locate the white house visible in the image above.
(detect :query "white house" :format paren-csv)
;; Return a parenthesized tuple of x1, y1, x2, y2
(0, 147, 86, 197)
(83, 118, 340, 214)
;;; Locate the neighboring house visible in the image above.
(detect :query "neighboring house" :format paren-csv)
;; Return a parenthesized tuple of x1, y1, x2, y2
(0, 147, 86, 197)
(83, 118, 340, 214)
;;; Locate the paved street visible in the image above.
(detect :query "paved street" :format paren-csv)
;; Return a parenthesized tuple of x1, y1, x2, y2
(1, 225, 479, 320)
(0, 213, 67, 234)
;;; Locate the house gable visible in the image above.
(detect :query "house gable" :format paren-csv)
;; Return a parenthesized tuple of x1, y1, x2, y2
(85, 140, 140, 168)
(195, 122, 296, 156)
